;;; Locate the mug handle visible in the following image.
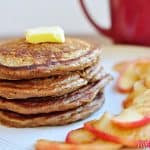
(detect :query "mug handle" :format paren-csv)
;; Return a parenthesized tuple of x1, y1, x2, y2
(79, 0, 112, 37)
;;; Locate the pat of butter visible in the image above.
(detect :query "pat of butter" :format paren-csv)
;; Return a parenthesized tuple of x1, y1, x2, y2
(26, 26, 65, 44)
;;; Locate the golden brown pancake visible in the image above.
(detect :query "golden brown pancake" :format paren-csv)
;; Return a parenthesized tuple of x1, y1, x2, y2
(0, 92, 104, 128)
(0, 75, 111, 114)
(0, 38, 101, 80)
(0, 61, 105, 99)
(78, 58, 105, 82)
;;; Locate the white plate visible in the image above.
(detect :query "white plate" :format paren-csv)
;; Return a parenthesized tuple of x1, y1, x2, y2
(0, 45, 150, 150)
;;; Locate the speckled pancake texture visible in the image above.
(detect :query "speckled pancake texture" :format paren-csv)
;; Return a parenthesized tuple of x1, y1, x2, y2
(0, 38, 101, 80)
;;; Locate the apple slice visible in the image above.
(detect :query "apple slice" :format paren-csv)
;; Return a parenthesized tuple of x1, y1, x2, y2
(135, 59, 150, 80)
(133, 89, 150, 116)
(84, 112, 150, 147)
(113, 61, 130, 73)
(66, 127, 122, 149)
(123, 96, 133, 109)
(111, 108, 150, 128)
(116, 64, 138, 93)
(115, 57, 150, 93)
(123, 81, 147, 108)
(66, 128, 96, 144)
(144, 74, 150, 88)
(35, 139, 121, 150)
(114, 58, 150, 75)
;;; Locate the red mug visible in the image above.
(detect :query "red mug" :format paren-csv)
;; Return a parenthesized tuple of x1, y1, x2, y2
(80, 0, 150, 46)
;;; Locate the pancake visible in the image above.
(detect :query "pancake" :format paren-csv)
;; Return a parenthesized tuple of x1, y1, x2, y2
(79, 58, 105, 82)
(0, 92, 104, 128)
(0, 61, 105, 99)
(0, 75, 112, 114)
(0, 38, 101, 80)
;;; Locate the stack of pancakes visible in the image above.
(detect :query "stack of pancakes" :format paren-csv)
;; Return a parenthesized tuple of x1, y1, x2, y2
(0, 38, 112, 127)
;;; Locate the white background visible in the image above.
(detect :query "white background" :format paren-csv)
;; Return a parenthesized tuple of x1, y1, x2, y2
(0, 0, 110, 36)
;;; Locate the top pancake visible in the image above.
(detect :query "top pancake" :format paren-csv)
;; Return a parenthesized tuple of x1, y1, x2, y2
(0, 38, 101, 80)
